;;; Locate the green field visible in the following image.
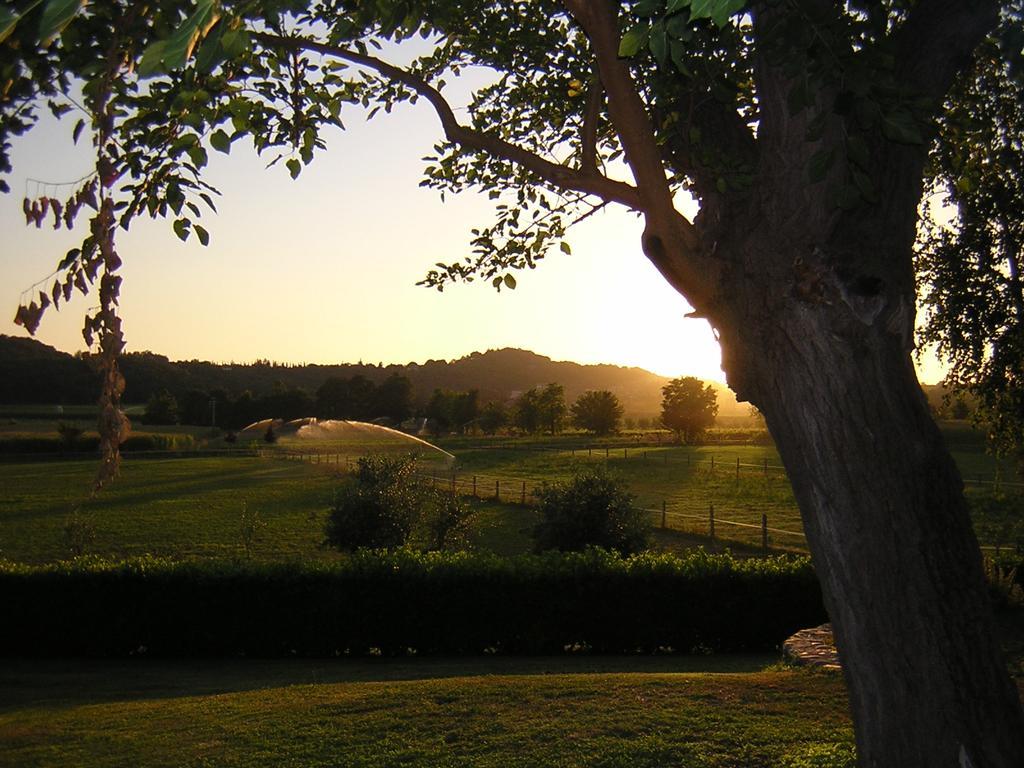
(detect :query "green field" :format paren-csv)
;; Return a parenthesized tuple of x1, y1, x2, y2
(0, 422, 1021, 563)
(0, 659, 857, 768)
(0, 457, 342, 563)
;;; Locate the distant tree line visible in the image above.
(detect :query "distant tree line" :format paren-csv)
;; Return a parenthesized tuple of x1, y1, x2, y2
(144, 373, 415, 428)
(144, 373, 727, 442)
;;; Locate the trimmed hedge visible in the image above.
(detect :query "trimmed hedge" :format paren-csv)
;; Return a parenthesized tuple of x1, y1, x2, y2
(0, 433, 196, 454)
(0, 549, 825, 658)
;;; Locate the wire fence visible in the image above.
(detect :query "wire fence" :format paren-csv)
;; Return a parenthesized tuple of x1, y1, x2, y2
(264, 445, 1023, 557)
(262, 448, 818, 555)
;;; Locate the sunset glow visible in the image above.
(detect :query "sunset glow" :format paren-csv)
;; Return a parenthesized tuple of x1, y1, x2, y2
(1, 94, 943, 386)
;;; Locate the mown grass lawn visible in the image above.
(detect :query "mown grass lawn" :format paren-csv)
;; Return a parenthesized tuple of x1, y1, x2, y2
(0, 658, 856, 768)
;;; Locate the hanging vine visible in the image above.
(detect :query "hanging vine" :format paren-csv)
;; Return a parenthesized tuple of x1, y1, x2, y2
(13, 11, 136, 490)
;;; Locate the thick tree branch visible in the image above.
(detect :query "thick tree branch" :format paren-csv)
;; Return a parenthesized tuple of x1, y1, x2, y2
(893, 0, 1001, 103)
(561, 0, 710, 304)
(560, 4, 684, 222)
(253, 32, 641, 210)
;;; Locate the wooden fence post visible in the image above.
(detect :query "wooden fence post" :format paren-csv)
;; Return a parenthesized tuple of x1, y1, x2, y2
(521, 481, 526, 505)
(736, 457, 740, 479)
(761, 513, 769, 555)
(495, 479, 500, 501)
(711, 455, 715, 471)
(709, 503, 715, 540)
(624, 447, 628, 460)
(605, 446, 610, 459)
(661, 500, 666, 529)
(473, 475, 477, 497)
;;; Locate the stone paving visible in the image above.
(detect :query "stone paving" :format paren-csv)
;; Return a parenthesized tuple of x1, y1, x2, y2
(782, 623, 842, 671)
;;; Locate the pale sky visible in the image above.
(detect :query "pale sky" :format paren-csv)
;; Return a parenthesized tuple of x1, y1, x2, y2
(0, 63, 946, 386)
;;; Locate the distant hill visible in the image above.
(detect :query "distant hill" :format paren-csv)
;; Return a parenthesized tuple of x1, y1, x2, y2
(0, 337, 682, 416)
(1, 335, 908, 423)
(0, 336, 99, 405)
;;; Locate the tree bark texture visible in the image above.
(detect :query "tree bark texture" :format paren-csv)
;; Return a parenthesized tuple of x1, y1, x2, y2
(706, 225, 1024, 766)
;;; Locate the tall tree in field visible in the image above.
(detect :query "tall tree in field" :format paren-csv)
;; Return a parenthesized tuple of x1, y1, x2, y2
(660, 376, 717, 443)
(918, 44, 1024, 468)
(513, 387, 544, 434)
(538, 382, 567, 435)
(373, 373, 414, 423)
(478, 400, 509, 435)
(4, 0, 1024, 762)
(571, 389, 624, 435)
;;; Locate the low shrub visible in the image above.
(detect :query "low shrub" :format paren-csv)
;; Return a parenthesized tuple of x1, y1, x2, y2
(324, 456, 424, 551)
(422, 489, 475, 551)
(532, 467, 648, 556)
(0, 549, 826, 658)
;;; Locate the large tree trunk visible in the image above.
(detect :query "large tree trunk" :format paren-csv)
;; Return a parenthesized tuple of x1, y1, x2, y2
(715, 251, 1024, 766)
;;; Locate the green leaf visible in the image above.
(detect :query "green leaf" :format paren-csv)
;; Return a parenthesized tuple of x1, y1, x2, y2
(851, 167, 877, 203)
(648, 22, 668, 64)
(831, 184, 862, 211)
(194, 225, 210, 246)
(0, 5, 22, 45)
(632, 0, 662, 17)
(803, 111, 827, 142)
(853, 98, 882, 130)
(187, 145, 208, 169)
(716, 177, 727, 193)
(503, 274, 517, 290)
(618, 22, 649, 58)
(666, 12, 693, 39)
(173, 218, 191, 242)
(690, 0, 743, 25)
(137, 40, 169, 78)
(666, 0, 691, 13)
(846, 135, 870, 169)
(286, 158, 301, 179)
(808, 147, 835, 183)
(72, 118, 85, 144)
(710, 0, 744, 27)
(194, 23, 226, 73)
(560, 241, 572, 255)
(221, 28, 250, 57)
(138, 0, 220, 76)
(881, 109, 924, 145)
(210, 130, 231, 154)
(670, 40, 693, 76)
(38, 0, 83, 45)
